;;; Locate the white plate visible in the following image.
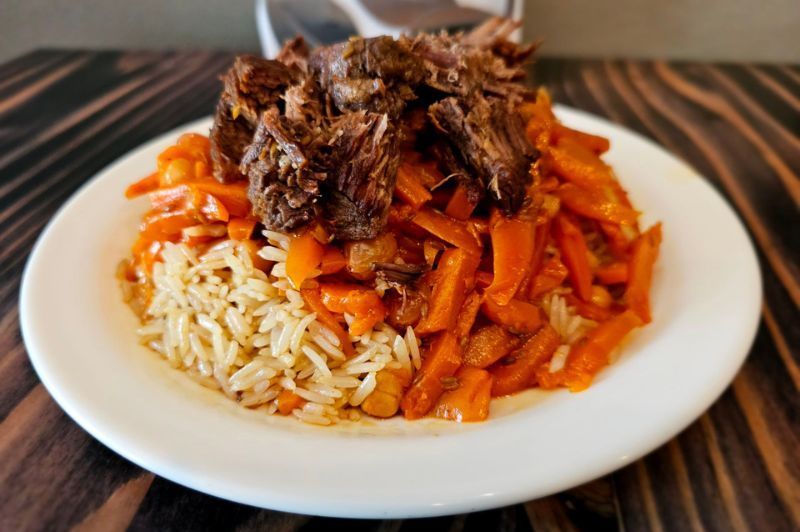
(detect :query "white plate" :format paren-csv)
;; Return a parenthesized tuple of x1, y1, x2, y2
(20, 106, 761, 518)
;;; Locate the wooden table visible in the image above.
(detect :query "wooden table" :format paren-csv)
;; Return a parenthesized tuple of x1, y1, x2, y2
(1, 50, 797, 531)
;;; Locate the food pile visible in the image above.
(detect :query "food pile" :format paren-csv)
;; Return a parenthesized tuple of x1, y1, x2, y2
(120, 18, 661, 424)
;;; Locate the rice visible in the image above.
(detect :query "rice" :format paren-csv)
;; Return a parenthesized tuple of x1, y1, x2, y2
(541, 292, 598, 373)
(133, 237, 420, 425)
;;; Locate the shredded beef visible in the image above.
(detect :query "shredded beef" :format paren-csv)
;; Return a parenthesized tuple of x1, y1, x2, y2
(429, 95, 536, 213)
(209, 56, 298, 183)
(309, 36, 423, 116)
(210, 17, 540, 239)
(321, 111, 400, 240)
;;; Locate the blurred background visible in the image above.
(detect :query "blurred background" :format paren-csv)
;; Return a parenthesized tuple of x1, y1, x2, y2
(1, 0, 798, 64)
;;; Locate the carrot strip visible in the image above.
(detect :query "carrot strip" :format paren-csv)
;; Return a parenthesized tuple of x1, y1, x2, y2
(286, 231, 325, 289)
(625, 223, 662, 323)
(548, 140, 613, 189)
(227, 218, 257, 241)
(319, 247, 347, 275)
(400, 332, 461, 419)
(240, 239, 271, 272)
(395, 163, 433, 209)
(194, 181, 250, 217)
(520, 221, 552, 298)
(596, 261, 629, 285)
(200, 192, 229, 222)
(553, 214, 593, 301)
(125, 172, 160, 198)
(558, 183, 638, 226)
(554, 125, 610, 154)
(537, 310, 643, 391)
(444, 184, 477, 220)
(562, 293, 614, 322)
(463, 324, 522, 369)
(528, 256, 568, 302)
(139, 210, 196, 240)
(318, 284, 386, 336)
(416, 248, 480, 334)
(481, 296, 543, 334)
(485, 213, 537, 306)
(489, 324, 560, 396)
(277, 390, 305, 415)
(300, 288, 354, 356)
(411, 208, 482, 256)
(433, 367, 493, 422)
(475, 271, 494, 289)
(454, 291, 482, 338)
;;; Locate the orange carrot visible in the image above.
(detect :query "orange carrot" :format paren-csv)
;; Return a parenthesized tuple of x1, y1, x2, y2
(227, 218, 257, 241)
(537, 310, 642, 391)
(600, 221, 635, 258)
(554, 125, 610, 154)
(486, 213, 537, 306)
(395, 163, 433, 209)
(433, 367, 493, 422)
(547, 140, 613, 189)
(125, 172, 160, 198)
(444, 184, 477, 220)
(200, 192, 229, 222)
(194, 181, 250, 217)
(318, 284, 386, 336)
(415, 248, 480, 334)
(319, 247, 347, 275)
(481, 296, 543, 334)
(562, 292, 614, 322)
(454, 291, 482, 339)
(520, 221, 552, 298)
(489, 324, 560, 396)
(475, 271, 494, 289)
(625, 223, 662, 323)
(412, 207, 482, 256)
(300, 287, 354, 356)
(139, 210, 196, 240)
(596, 261, 629, 285)
(557, 183, 638, 226)
(286, 231, 325, 289)
(463, 324, 522, 369)
(400, 332, 461, 419)
(277, 390, 305, 415)
(553, 213, 593, 301)
(240, 239, 272, 272)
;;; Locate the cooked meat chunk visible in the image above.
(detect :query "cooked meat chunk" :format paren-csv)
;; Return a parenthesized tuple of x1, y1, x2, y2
(276, 36, 310, 73)
(242, 107, 327, 231)
(212, 19, 540, 238)
(321, 111, 400, 240)
(210, 56, 299, 182)
(221, 55, 297, 125)
(310, 36, 423, 116)
(209, 101, 255, 183)
(429, 96, 536, 213)
(403, 17, 534, 101)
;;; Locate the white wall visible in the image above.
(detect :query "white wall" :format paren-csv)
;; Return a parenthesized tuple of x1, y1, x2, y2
(1, 0, 798, 64)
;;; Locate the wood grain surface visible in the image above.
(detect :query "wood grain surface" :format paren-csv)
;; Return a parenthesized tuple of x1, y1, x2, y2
(0, 50, 797, 532)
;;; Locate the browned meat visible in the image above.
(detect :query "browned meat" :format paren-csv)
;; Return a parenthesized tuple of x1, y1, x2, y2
(309, 36, 423, 116)
(429, 95, 536, 213)
(210, 56, 299, 182)
(242, 107, 327, 231)
(402, 17, 534, 101)
(209, 101, 255, 183)
(212, 19, 539, 238)
(276, 36, 310, 73)
(321, 111, 400, 240)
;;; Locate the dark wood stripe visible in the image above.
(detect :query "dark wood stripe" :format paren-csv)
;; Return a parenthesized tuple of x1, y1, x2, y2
(0, 52, 798, 531)
(623, 61, 800, 307)
(745, 66, 800, 111)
